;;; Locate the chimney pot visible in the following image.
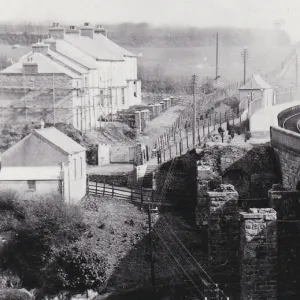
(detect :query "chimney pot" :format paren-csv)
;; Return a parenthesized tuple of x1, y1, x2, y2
(81, 23, 94, 39)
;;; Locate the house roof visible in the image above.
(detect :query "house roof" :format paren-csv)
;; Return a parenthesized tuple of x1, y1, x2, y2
(0, 166, 62, 180)
(239, 74, 272, 90)
(64, 35, 124, 61)
(54, 39, 98, 69)
(0, 52, 81, 79)
(47, 49, 89, 75)
(93, 33, 136, 57)
(34, 127, 86, 155)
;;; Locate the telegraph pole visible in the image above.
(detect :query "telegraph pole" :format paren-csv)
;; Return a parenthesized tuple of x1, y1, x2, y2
(192, 74, 197, 147)
(296, 53, 298, 89)
(52, 74, 56, 125)
(216, 32, 219, 83)
(241, 48, 250, 85)
(148, 204, 155, 288)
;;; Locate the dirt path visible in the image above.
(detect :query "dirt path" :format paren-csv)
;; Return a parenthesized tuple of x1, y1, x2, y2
(138, 104, 188, 146)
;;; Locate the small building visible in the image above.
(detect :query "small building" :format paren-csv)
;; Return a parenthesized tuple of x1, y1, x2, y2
(163, 98, 171, 109)
(239, 74, 273, 116)
(0, 126, 86, 202)
(0, 166, 64, 198)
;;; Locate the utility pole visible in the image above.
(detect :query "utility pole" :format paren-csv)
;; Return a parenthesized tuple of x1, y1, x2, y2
(241, 48, 250, 85)
(23, 73, 28, 125)
(148, 204, 155, 288)
(52, 74, 56, 125)
(296, 54, 298, 89)
(216, 32, 219, 83)
(192, 74, 197, 147)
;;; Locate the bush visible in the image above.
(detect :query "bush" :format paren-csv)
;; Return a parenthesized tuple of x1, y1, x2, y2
(0, 288, 32, 300)
(0, 193, 89, 294)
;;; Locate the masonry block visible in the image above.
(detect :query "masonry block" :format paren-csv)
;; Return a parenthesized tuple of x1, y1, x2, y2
(268, 185, 300, 300)
(208, 184, 240, 298)
(240, 208, 277, 300)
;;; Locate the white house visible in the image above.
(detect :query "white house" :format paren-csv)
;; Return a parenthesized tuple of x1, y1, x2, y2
(0, 22, 142, 132)
(239, 74, 274, 117)
(0, 126, 86, 202)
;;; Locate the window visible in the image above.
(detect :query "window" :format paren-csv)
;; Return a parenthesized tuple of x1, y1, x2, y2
(121, 88, 125, 105)
(85, 77, 88, 87)
(27, 180, 36, 191)
(74, 159, 76, 179)
(80, 157, 83, 178)
(134, 92, 137, 97)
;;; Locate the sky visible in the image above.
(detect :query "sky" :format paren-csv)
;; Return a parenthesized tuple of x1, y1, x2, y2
(1, 0, 300, 41)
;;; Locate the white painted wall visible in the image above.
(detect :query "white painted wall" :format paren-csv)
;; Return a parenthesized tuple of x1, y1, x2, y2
(0, 180, 62, 197)
(68, 151, 87, 203)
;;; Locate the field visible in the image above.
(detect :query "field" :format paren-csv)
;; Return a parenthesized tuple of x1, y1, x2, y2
(0, 42, 293, 84)
(0, 44, 30, 64)
(130, 45, 294, 82)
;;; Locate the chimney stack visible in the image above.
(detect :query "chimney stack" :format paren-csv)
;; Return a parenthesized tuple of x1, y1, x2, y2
(80, 22, 94, 39)
(23, 57, 38, 75)
(66, 25, 80, 35)
(44, 36, 57, 51)
(32, 41, 49, 54)
(94, 24, 107, 37)
(49, 22, 65, 40)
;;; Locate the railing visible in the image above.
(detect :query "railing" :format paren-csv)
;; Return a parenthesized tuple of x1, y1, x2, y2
(87, 180, 192, 206)
(270, 126, 300, 153)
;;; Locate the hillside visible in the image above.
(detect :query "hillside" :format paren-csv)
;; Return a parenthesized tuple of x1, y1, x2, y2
(0, 23, 291, 48)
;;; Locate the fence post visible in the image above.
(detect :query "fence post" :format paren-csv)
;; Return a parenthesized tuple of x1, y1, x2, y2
(86, 175, 89, 195)
(141, 188, 144, 205)
(197, 121, 200, 145)
(163, 149, 166, 161)
(169, 146, 172, 159)
(103, 181, 106, 196)
(176, 142, 178, 155)
(131, 188, 133, 202)
(112, 182, 114, 197)
(186, 130, 189, 149)
(96, 181, 98, 195)
(219, 112, 222, 126)
(203, 122, 205, 136)
(180, 140, 182, 155)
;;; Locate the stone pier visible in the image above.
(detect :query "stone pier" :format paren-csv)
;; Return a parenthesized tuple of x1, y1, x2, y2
(269, 185, 300, 300)
(207, 184, 240, 298)
(239, 208, 277, 300)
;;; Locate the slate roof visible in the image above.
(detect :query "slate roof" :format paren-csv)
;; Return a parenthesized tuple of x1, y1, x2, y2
(34, 127, 86, 155)
(54, 39, 98, 69)
(239, 74, 272, 90)
(0, 52, 81, 79)
(93, 33, 136, 57)
(64, 34, 124, 61)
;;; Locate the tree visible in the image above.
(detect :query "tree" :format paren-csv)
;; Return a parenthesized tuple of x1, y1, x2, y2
(0, 193, 106, 298)
(35, 243, 107, 299)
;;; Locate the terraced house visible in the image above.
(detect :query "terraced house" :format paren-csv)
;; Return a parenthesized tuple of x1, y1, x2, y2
(0, 22, 141, 132)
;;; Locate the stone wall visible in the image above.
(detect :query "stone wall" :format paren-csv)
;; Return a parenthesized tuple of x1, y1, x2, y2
(207, 184, 240, 299)
(201, 144, 281, 200)
(239, 208, 277, 300)
(271, 126, 300, 190)
(0, 74, 73, 90)
(269, 185, 300, 300)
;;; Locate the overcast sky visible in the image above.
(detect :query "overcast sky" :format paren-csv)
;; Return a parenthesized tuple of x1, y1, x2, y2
(1, 0, 300, 41)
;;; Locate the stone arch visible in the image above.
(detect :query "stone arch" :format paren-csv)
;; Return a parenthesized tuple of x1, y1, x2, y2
(222, 169, 251, 199)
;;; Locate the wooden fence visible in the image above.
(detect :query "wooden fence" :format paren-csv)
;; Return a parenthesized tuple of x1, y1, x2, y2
(87, 181, 192, 207)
